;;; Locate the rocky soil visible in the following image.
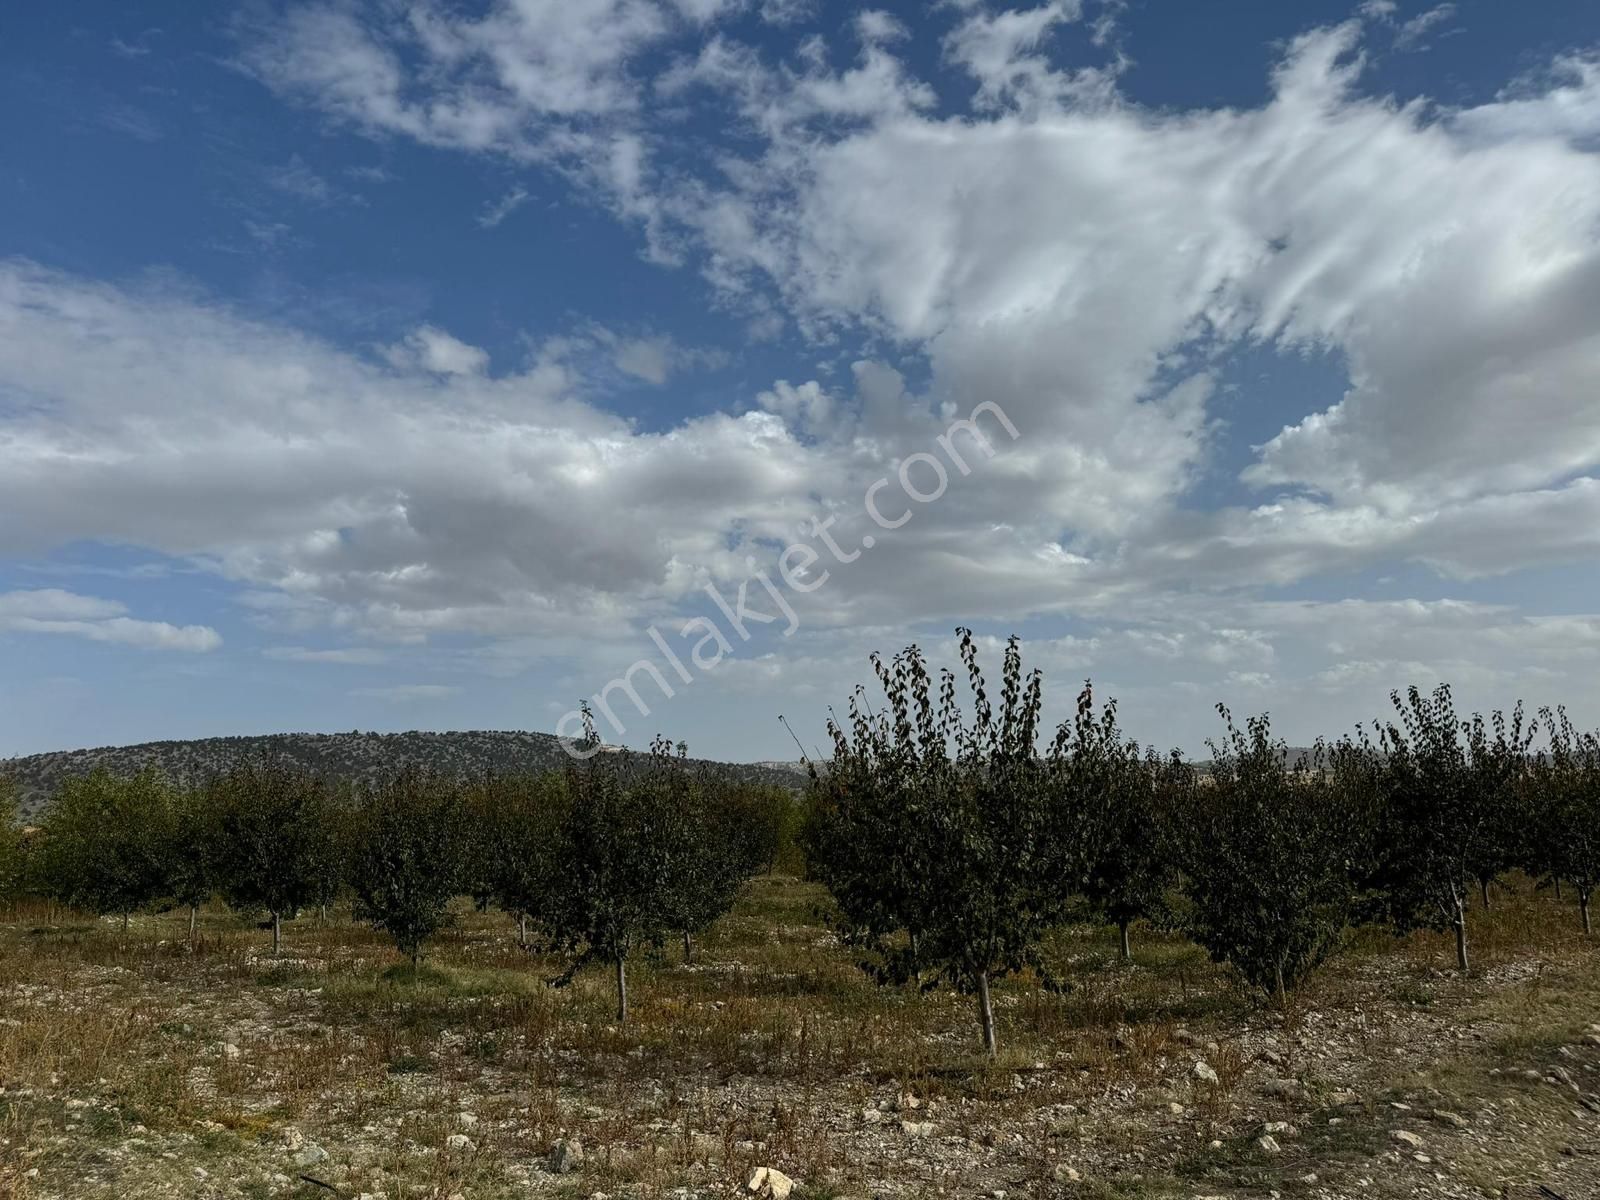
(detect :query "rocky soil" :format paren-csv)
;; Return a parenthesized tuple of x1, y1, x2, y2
(1, 878, 1597, 1200)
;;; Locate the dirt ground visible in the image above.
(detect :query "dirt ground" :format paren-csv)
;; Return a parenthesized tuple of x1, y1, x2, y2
(1, 877, 1597, 1200)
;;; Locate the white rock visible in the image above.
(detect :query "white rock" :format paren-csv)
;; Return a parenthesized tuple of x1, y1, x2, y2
(746, 1166, 795, 1199)
(455, 1112, 478, 1130)
(292, 1144, 328, 1169)
(1256, 1135, 1282, 1154)
(901, 1120, 935, 1137)
(1391, 1130, 1425, 1150)
(445, 1134, 474, 1153)
(548, 1137, 584, 1174)
(221, 1044, 241, 1061)
(1193, 1062, 1220, 1085)
(1052, 1165, 1081, 1183)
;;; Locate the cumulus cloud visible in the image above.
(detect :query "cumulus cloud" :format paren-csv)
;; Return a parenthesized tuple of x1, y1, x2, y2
(0, 589, 221, 652)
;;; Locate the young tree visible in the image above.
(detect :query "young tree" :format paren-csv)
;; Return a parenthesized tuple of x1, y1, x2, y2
(1171, 711, 1367, 1003)
(209, 755, 334, 954)
(1073, 705, 1174, 961)
(808, 631, 1094, 1057)
(37, 768, 172, 929)
(0, 775, 27, 913)
(543, 721, 723, 1023)
(1464, 707, 1536, 910)
(1531, 708, 1600, 935)
(465, 771, 565, 947)
(724, 783, 801, 878)
(346, 769, 470, 968)
(159, 785, 220, 943)
(659, 761, 756, 963)
(1369, 686, 1531, 973)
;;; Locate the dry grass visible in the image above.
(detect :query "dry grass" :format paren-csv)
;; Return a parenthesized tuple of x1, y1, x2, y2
(0, 876, 1595, 1198)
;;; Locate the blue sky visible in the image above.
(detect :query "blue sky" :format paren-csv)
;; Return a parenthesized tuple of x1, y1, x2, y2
(3, 1, 1600, 760)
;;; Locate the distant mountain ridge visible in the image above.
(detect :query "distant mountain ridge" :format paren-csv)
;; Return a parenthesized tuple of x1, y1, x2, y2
(1, 730, 811, 820)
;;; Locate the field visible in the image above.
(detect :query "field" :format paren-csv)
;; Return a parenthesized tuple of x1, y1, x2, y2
(1, 877, 1597, 1200)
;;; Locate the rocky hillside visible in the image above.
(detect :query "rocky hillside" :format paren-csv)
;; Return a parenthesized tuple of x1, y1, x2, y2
(1, 730, 810, 819)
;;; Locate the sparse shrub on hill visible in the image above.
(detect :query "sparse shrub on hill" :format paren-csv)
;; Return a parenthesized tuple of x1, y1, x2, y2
(207, 755, 336, 954)
(346, 769, 470, 969)
(1170, 710, 1366, 1003)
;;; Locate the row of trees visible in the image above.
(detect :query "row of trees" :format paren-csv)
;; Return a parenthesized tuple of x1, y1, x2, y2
(12, 631, 1599, 1056)
(22, 740, 794, 1022)
(803, 631, 1600, 1055)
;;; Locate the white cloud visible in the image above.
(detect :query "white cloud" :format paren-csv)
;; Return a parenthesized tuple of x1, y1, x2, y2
(265, 154, 339, 204)
(241, 1, 680, 158)
(584, 326, 723, 385)
(855, 10, 909, 45)
(383, 325, 491, 376)
(477, 186, 530, 228)
(612, 336, 675, 384)
(1449, 54, 1600, 146)
(0, 589, 221, 652)
(943, 1, 1091, 111)
(1393, 3, 1456, 51)
(8, 14, 1600, 750)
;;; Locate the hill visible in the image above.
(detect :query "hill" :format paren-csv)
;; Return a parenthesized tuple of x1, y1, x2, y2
(0, 730, 810, 819)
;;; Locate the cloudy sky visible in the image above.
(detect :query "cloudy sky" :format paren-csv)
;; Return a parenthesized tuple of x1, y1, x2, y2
(3, 0, 1600, 760)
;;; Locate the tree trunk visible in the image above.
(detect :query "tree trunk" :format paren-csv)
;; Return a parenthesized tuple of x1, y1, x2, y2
(1581, 890, 1593, 937)
(1453, 899, 1469, 973)
(683, 930, 693, 963)
(1480, 878, 1491, 911)
(976, 969, 997, 1059)
(517, 913, 528, 947)
(122, 911, 129, 933)
(615, 955, 629, 1025)
(1556, 877, 1564, 900)
(272, 911, 282, 956)
(1274, 959, 1287, 1008)
(1118, 920, 1131, 961)
(188, 904, 198, 943)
